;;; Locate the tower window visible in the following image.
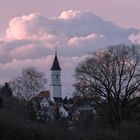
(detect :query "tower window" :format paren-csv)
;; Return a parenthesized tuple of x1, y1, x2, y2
(56, 75, 58, 79)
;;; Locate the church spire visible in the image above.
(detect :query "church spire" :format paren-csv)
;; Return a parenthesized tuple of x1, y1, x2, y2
(51, 49, 61, 71)
(50, 48, 62, 101)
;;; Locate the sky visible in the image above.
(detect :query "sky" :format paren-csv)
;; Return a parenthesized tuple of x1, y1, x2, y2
(0, 0, 140, 97)
(0, 0, 140, 31)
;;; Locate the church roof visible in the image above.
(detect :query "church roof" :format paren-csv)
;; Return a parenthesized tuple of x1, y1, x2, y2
(51, 53, 61, 70)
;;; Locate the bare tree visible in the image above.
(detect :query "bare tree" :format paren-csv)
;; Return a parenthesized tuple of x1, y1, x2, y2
(10, 66, 47, 100)
(74, 45, 140, 126)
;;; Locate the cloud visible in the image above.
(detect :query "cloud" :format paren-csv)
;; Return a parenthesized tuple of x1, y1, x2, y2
(0, 10, 139, 96)
(68, 34, 103, 45)
(6, 13, 50, 40)
(59, 10, 81, 20)
(0, 39, 54, 63)
(68, 34, 107, 48)
(128, 32, 140, 44)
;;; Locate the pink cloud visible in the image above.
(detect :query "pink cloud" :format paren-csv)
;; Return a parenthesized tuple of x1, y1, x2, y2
(59, 10, 81, 20)
(6, 13, 52, 40)
(68, 34, 105, 46)
(129, 32, 140, 44)
(0, 10, 139, 96)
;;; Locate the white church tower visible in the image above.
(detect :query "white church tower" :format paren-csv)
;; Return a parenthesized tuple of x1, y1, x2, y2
(50, 51, 62, 102)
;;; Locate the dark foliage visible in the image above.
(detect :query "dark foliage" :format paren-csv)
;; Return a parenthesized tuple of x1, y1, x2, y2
(0, 82, 13, 97)
(74, 45, 140, 127)
(0, 95, 140, 140)
(63, 96, 68, 104)
(0, 97, 3, 108)
(1, 104, 140, 140)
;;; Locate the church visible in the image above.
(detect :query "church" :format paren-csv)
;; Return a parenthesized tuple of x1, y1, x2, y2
(50, 51, 62, 102)
(30, 50, 63, 103)
(29, 51, 97, 122)
(29, 52, 69, 121)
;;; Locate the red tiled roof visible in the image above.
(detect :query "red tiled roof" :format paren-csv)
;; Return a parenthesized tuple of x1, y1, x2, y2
(37, 91, 50, 98)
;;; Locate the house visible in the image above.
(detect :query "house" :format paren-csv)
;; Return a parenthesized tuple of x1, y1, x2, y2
(30, 90, 55, 122)
(71, 97, 97, 120)
(59, 106, 69, 119)
(30, 90, 70, 121)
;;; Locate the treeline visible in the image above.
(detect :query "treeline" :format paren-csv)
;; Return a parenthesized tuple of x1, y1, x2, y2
(0, 97, 140, 140)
